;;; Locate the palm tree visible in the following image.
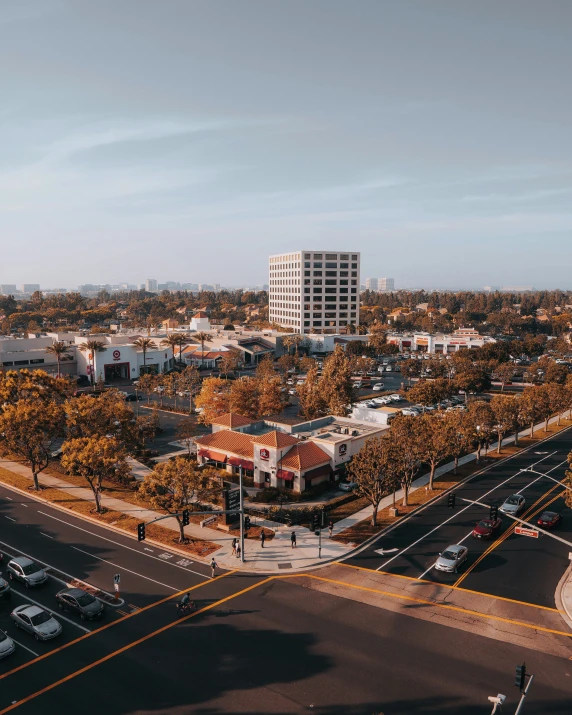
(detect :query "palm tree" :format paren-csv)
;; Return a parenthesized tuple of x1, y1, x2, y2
(160, 334, 187, 367)
(193, 332, 210, 367)
(77, 340, 106, 388)
(133, 337, 157, 375)
(45, 341, 71, 377)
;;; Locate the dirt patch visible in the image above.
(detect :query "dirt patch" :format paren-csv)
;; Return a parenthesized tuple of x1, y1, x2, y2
(0, 467, 219, 558)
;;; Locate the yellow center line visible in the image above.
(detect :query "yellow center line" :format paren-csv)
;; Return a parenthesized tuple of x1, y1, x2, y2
(453, 487, 564, 588)
(0, 570, 238, 683)
(336, 562, 563, 613)
(0, 575, 273, 715)
(280, 573, 572, 637)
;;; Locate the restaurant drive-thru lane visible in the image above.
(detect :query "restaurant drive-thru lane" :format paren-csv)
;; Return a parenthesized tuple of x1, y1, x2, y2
(346, 426, 572, 609)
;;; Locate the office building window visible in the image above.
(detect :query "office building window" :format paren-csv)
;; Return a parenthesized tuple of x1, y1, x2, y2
(341, 254, 349, 259)
(313, 320, 322, 326)
(325, 262, 337, 268)
(340, 263, 348, 268)
(313, 262, 322, 268)
(313, 254, 323, 259)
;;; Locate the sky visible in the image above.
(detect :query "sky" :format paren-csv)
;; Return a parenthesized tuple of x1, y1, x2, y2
(1, 0, 571, 290)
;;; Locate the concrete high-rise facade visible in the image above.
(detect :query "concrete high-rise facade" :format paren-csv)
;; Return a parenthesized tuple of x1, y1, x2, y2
(379, 277, 394, 291)
(0, 285, 17, 295)
(21, 284, 40, 293)
(269, 250, 360, 334)
(145, 279, 158, 292)
(365, 277, 378, 291)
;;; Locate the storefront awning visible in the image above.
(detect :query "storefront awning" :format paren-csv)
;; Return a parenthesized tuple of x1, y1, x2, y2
(277, 469, 295, 481)
(198, 449, 227, 463)
(228, 457, 254, 470)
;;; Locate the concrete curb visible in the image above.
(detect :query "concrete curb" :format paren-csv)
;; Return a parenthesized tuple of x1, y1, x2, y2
(555, 561, 572, 631)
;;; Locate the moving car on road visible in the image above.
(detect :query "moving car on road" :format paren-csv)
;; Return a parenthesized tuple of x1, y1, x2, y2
(472, 517, 502, 539)
(10, 605, 62, 641)
(6, 557, 48, 587)
(0, 631, 15, 660)
(56, 588, 105, 620)
(0, 574, 11, 600)
(499, 494, 525, 516)
(537, 511, 561, 529)
(434, 545, 468, 573)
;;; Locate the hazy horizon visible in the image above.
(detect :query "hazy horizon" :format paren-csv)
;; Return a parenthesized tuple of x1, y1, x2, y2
(1, 1, 571, 289)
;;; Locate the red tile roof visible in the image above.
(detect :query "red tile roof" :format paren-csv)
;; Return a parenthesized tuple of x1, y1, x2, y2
(211, 413, 254, 428)
(193, 311, 209, 318)
(194, 431, 254, 459)
(252, 431, 299, 448)
(280, 442, 331, 471)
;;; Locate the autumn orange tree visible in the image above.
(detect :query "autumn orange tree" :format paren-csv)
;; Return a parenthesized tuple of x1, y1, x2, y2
(347, 436, 399, 526)
(490, 394, 521, 452)
(64, 390, 138, 448)
(297, 366, 327, 419)
(195, 377, 231, 423)
(415, 413, 452, 490)
(389, 415, 423, 506)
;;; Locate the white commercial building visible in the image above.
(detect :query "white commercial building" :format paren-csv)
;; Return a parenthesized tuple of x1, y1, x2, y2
(365, 277, 378, 291)
(386, 327, 495, 354)
(0, 334, 79, 375)
(269, 250, 360, 334)
(379, 277, 394, 291)
(74, 335, 173, 382)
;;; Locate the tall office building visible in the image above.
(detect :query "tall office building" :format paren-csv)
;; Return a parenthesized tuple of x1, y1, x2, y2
(379, 277, 394, 291)
(145, 278, 158, 292)
(365, 277, 378, 291)
(269, 250, 360, 334)
(21, 284, 40, 293)
(0, 285, 17, 295)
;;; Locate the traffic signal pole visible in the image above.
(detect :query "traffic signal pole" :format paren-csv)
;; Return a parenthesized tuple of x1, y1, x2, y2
(514, 674, 534, 714)
(239, 465, 245, 563)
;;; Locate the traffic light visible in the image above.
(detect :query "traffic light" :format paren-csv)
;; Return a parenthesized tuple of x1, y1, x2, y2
(490, 505, 498, 521)
(137, 522, 146, 542)
(311, 512, 320, 533)
(321, 509, 327, 528)
(244, 515, 251, 531)
(447, 492, 456, 509)
(182, 509, 190, 527)
(515, 663, 526, 691)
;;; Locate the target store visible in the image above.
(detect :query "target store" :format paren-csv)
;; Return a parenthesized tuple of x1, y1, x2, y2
(74, 335, 174, 383)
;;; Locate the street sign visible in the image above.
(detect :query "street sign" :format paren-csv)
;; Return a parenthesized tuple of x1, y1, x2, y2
(114, 573, 121, 584)
(114, 583, 119, 593)
(515, 526, 539, 538)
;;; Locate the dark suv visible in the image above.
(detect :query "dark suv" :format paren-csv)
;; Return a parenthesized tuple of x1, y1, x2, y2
(56, 588, 105, 620)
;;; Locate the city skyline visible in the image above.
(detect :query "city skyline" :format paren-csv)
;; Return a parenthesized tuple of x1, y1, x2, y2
(1, 1, 571, 288)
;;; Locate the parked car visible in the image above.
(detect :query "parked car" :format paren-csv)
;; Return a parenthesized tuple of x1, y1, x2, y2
(472, 517, 502, 539)
(6, 557, 48, 588)
(499, 494, 526, 516)
(56, 588, 105, 620)
(0, 574, 11, 600)
(125, 393, 143, 402)
(339, 481, 358, 492)
(373, 397, 390, 405)
(401, 408, 420, 417)
(10, 605, 62, 641)
(372, 383, 385, 391)
(389, 394, 402, 402)
(537, 511, 561, 529)
(0, 631, 15, 660)
(353, 381, 363, 389)
(434, 545, 468, 573)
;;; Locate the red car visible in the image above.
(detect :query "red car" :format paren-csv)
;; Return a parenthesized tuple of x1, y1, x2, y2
(472, 517, 502, 539)
(537, 511, 561, 529)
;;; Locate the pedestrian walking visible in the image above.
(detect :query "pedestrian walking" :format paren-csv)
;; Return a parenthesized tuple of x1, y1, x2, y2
(291, 531, 297, 548)
(235, 543, 241, 559)
(231, 537, 237, 556)
(260, 530, 266, 548)
(210, 557, 218, 578)
(328, 521, 334, 538)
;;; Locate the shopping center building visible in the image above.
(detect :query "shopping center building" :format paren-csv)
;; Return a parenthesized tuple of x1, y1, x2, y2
(386, 327, 495, 354)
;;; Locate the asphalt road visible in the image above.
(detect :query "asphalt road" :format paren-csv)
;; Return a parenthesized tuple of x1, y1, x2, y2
(348, 426, 572, 609)
(0, 472, 571, 713)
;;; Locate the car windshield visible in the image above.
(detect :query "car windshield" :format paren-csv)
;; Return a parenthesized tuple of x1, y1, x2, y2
(0, 632, 7, 643)
(21, 563, 42, 575)
(539, 512, 555, 520)
(478, 520, 493, 529)
(76, 593, 96, 607)
(441, 550, 457, 560)
(506, 497, 519, 505)
(30, 611, 51, 626)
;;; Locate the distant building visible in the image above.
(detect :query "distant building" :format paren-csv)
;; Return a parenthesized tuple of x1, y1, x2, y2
(483, 286, 501, 293)
(387, 327, 495, 354)
(365, 278, 378, 291)
(145, 279, 158, 292)
(189, 311, 211, 332)
(21, 284, 40, 293)
(0, 285, 17, 295)
(378, 278, 394, 291)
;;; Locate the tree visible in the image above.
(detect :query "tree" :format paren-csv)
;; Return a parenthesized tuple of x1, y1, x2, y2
(401, 359, 421, 386)
(0, 369, 71, 407)
(132, 337, 157, 375)
(494, 362, 515, 392)
(61, 436, 130, 513)
(176, 418, 197, 457)
(533, 384, 555, 432)
(415, 414, 452, 490)
(193, 332, 210, 367)
(64, 390, 138, 448)
(256, 354, 276, 379)
(195, 377, 231, 424)
(257, 375, 285, 417)
(406, 378, 451, 407)
(77, 339, 106, 388)
(135, 411, 159, 452)
(520, 386, 545, 438)
(442, 411, 471, 474)
(490, 394, 521, 453)
(137, 372, 157, 405)
(177, 365, 201, 414)
(277, 353, 297, 375)
(546, 383, 570, 427)
(229, 377, 260, 419)
(220, 348, 242, 377)
(347, 436, 399, 526)
(283, 334, 303, 355)
(44, 341, 71, 377)
(390, 416, 423, 506)
(138, 457, 214, 542)
(321, 347, 354, 416)
(0, 401, 65, 490)
(161, 334, 187, 366)
(296, 366, 327, 419)
(465, 400, 495, 462)
(454, 364, 491, 401)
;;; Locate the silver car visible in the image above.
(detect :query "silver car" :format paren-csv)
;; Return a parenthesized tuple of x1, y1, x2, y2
(0, 574, 11, 600)
(434, 544, 468, 573)
(499, 494, 525, 516)
(11, 605, 62, 641)
(6, 557, 48, 588)
(0, 631, 15, 659)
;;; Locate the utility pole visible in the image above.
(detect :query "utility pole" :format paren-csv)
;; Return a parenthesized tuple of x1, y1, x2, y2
(239, 465, 245, 563)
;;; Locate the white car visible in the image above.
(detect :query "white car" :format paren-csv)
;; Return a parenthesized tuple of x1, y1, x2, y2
(434, 545, 468, 573)
(339, 481, 358, 492)
(372, 397, 390, 405)
(401, 408, 420, 417)
(0, 631, 15, 660)
(372, 383, 385, 391)
(389, 394, 403, 402)
(353, 381, 363, 389)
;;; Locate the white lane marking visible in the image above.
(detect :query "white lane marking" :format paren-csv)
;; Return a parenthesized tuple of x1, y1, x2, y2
(376, 451, 558, 572)
(7, 635, 39, 657)
(21, 504, 28, 508)
(40, 533, 54, 539)
(5, 516, 15, 522)
(71, 547, 179, 592)
(413, 459, 567, 580)
(10, 588, 91, 633)
(3, 497, 12, 500)
(143, 548, 154, 553)
(36, 511, 210, 580)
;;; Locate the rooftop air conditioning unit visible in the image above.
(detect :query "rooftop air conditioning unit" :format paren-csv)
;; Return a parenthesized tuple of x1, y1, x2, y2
(352, 430, 359, 437)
